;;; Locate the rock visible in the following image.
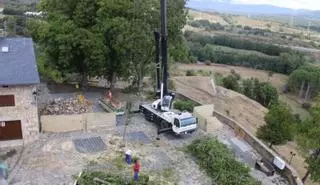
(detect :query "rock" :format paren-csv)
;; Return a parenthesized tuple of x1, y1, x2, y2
(40, 97, 90, 115)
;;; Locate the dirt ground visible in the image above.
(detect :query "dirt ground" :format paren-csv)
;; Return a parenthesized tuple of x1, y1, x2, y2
(176, 63, 311, 120)
(173, 76, 317, 185)
(3, 115, 212, 185)
(174, 76, 267, 137)
(2, 112, 287, 185)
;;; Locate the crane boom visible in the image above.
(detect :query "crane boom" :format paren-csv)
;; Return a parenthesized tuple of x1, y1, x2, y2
(161, 0, 168, 95)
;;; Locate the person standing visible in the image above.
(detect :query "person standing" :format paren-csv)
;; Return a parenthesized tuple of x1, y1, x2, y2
(133, 158, 140, 182)
(125, 149, 132, 165)
(0, 160, 8, 185)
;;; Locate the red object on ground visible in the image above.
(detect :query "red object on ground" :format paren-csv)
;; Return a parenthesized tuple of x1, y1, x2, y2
(108, 90, 112, 100)
(133, 162, 140, 173)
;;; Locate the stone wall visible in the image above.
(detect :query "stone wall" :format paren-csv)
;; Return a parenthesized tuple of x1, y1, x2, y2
(0, 85, 39, 145)
(41, 112, 116, 133)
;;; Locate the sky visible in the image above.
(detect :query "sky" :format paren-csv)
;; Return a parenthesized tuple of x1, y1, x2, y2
(192, 0, 320, 10)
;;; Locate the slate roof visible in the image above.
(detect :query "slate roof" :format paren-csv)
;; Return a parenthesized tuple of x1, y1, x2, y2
(0, 38, 40, 85)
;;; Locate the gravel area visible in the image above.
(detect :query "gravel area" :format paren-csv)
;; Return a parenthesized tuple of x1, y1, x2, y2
(2, 113, 288, 185)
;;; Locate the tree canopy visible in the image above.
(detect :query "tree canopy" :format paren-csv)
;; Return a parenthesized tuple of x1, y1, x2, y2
(29, 0, 189, 89)
(187, 137, 261, 185)
(221, 75, 279, 108)
(257, 104, 295, 147)
(288, 64, 320, 100)
(297, 94, 320, 182)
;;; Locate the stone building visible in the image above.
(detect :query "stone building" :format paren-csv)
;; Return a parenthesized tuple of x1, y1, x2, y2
(0, 38, 40, 146)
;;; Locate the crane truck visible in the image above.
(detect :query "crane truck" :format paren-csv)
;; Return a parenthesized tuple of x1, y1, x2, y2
(139, 0, 197, 135)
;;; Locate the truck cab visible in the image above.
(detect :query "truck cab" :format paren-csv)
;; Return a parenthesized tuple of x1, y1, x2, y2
(162, 111, 197, 135)
(172, 113, 197, 134)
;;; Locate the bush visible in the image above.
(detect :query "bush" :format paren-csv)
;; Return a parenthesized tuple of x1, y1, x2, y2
(77, 171, 151, 185)
(186, 70, 196, 76)
(185, 31, 291, 57)
(302, 102, 311, 110)
(205, 60, 211, 66)
(230, 69, 241, 80)
(168, 79, 176, 91)
(186, 137, 261, 185)
(222, 75, 240, 92)
(173, 100, 196, 112)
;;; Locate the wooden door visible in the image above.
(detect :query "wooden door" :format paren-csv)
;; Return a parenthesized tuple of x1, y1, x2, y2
(0, 120, 23, 141)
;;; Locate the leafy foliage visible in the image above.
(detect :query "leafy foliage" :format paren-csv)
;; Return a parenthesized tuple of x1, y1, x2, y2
(257, 104, 295, 146)
(189, 19, 225, 31)
(222, 75, 240, 92)
(173, 100, 196, 112)
(76, 171, 151, 185)
(185, 31, 290, 56)
(186, 137, 261, 185)
(221, 76, 279, 108)
(30, 0, 189, 88)
(185, 70, 196, 76)
(185, 31, 307, 74)
(296, 94, 320, 182)
(288, 64, 320, 99)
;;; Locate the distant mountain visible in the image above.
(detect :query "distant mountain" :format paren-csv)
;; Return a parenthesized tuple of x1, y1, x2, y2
(187, 0, 311, 15)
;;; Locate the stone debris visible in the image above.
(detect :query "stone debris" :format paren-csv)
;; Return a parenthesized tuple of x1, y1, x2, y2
(41, 97, 89, 115)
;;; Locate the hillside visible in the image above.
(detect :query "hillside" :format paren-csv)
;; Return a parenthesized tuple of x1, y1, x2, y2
(187, 0, 319, 16)
(187, 9, 320, 52)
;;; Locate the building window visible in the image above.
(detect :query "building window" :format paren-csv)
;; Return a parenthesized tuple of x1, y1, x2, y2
(0, 95, 15, 107)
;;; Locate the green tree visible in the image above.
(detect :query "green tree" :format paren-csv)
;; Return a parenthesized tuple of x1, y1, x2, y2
(187, 137, 261, 185)
(260, 82, 279, 107)
(97, 0, 188, 90)
(30, 0, 189, 90)
(288, 65, 320, 100)
(257, 104, 295, 147)
(253, 78, 262, 102)
(222, 75, 240, 92)
(31, 0, 106, 88)
(279, 52, 305, 74)
(242, 78, 254, 99)
(297, 94, 320, 183)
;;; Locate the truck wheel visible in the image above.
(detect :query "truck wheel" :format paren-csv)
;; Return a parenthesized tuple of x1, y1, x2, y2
(144, 112, 150, 121)
(160, 120, 169, 129)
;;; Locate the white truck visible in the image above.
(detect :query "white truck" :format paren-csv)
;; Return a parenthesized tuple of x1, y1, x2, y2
(140, 103, 197, 135)
(139, 0, 197, 135)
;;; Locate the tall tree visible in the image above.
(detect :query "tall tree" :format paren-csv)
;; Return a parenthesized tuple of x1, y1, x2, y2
(260, 82, 279, 107)
(242, 78, 254, 99)
(31, 0, 106, 88)
(257, 104, 295, 148)
(297, 94, 320, 183)
(97, 0, 188, 90)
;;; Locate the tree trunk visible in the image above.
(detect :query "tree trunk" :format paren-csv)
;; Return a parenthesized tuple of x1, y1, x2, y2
(302, 170, 310, 183)
(299, 81, 305, 98)
(109, 75, 116, 92)
(305, 82, 311, 101)
(81, 73, 88, 91)
(269, 142, 273, 148)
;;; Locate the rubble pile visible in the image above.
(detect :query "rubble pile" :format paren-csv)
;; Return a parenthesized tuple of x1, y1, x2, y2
(41, 97, 89, 115)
